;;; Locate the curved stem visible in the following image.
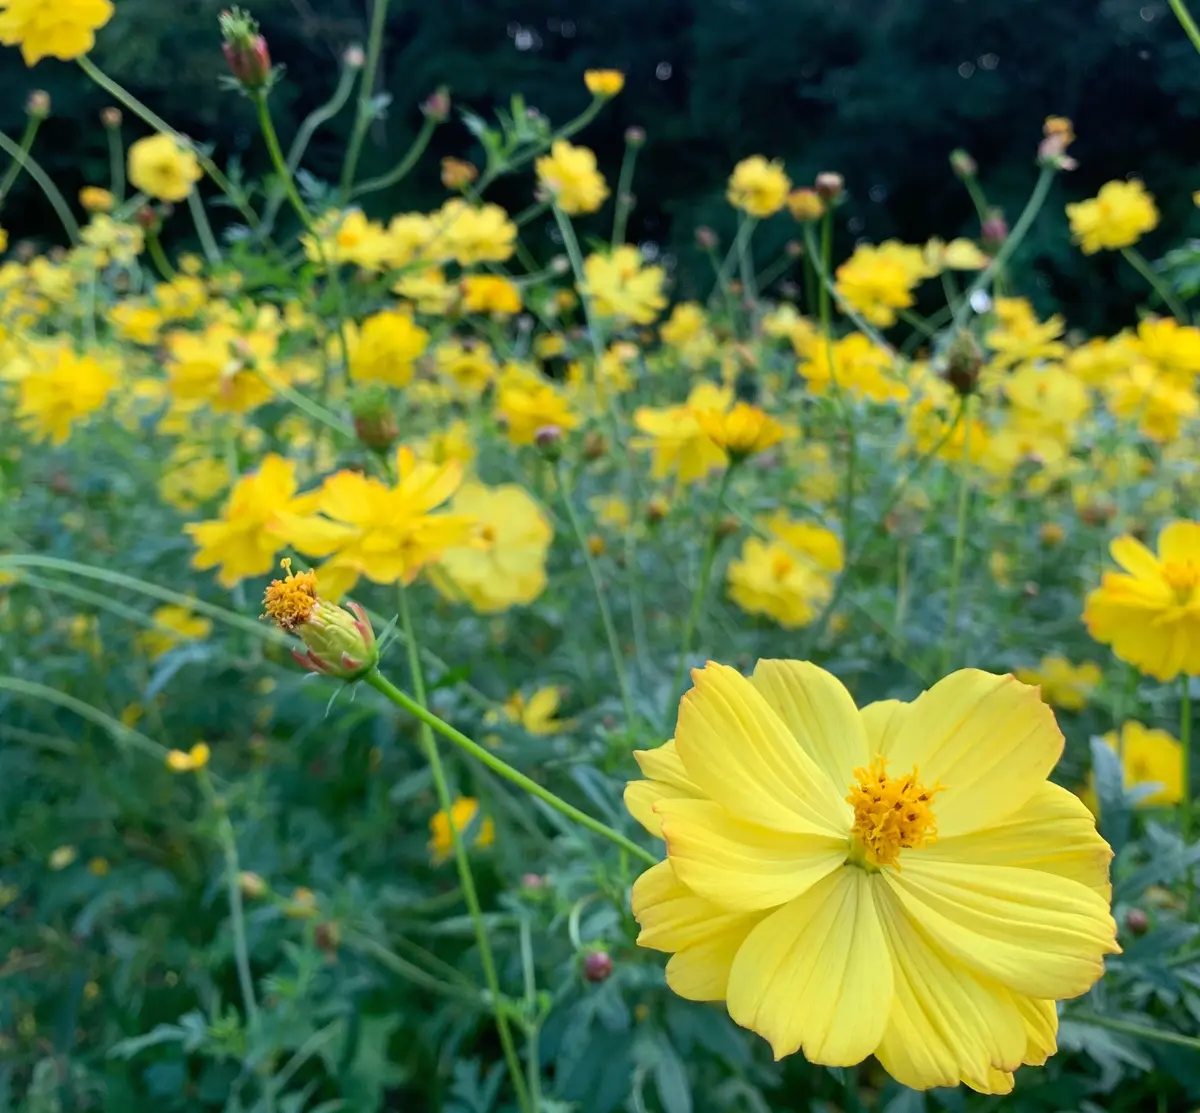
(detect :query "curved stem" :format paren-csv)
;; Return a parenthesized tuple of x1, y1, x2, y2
(667, 466, 735, 720)
(187, 188, 222, 265)
(389, 585, 533, 1113)
(254, 92, 315, 232)
(1181, 676, 1193, 840)
(1168, 0, 1200, 54)
(611, 138, 640, 245)
(365, 670, 655, 866)
(107, 121, 126, 203)
(941, 397, 974, 673)
(476, 98, 605, 194)
(0, 114, 42, 204)
(1070, 1012, 1200, 1052)
(0, 129, 79, 242)
(146, 229, 176, 280)
(340, 0, 391, 198)
(1122, 246, 1188, 322)
(351, 115, 438, 199)
(256, 367, 354, 436)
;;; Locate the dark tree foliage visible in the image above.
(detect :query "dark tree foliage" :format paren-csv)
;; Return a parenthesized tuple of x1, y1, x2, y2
(2, 0, 1198, 329)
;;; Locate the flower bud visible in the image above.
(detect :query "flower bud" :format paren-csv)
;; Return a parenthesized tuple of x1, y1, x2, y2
(238, 871, 267, 898)
(351, 387, 399, 451)
(422, 87, 452, 122)
(219, 8, 273, 90)
(646, 495, 669, 524)
(26, 91, 50, 119)
(1039, 522, 1066, 547)
(583, 951, 613, 983)
(814, 171, 844, 202)
(521, 872, 547, 891)
(534, 424, 563, 461)
(624, 125, 646, 148)
(587, 535, 606, 557)
(101, 107, 123, 129)
(1037, 116, 1077, 171)
(343, 44, 366, 69)
(695, 226, 718, 250)
(262, 560, 379, 680)
(315, 920, 342, 956)
(949, 149, 977, 179)
(1124, 908, 1149, 936)
(786, 188, 824, 222)
(981, 209, 1008, 249)
(582, 432, 608, 461)
(785, 239, 803, 258)
(441, 156, 478, 191)
(943, 330, 983, 396)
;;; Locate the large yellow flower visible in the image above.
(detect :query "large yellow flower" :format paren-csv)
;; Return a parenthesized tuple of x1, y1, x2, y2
(0, 0, 112, 65)
(626, 661, 1117, 1092)
(128, 135, 203, 204)
(632, 382, 732, 484)
(1066, 179, 1158, 254)
(15, 345, 117, 445)
(835, 241, 934, 328)
(581, 246, 667, 325)
(1083, 521, 1200, 681)
(535, 140, 609, 215)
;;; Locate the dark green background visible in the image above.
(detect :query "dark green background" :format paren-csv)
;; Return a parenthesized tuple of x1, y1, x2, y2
(6, 0, 1200, 329)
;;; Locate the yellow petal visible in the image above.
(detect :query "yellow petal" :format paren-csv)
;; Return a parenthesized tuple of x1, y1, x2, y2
(1110, 535, 1161, 579)
(749, 659, 869, 792)
(674, 662, 850, 836)
(882, 670, 1063, 837)
(1158, 520, 1200, 564)
(884, 857, 1118, 1000)
(873, 879, 1027, 1092)
(625, 740, 705, 837)
(631, 860, 762, 1002)
(273, 512, 358, 557)
(918, 782, 1113, 897)
(726, 867, 890, 1064)
(656, 797, 846, 911)
(861, 699, 909, 752)
(1016, 997, 1058, 1067)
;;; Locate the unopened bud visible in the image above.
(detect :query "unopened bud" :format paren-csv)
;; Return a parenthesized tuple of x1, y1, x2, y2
(695, 226, 718, 250)
(785, 239, 803, 258)
(238, 871, 267, 898)
(624, 126, 646, 148)
(26, 91, 50, 119)
(343, 44, 365, 69)
(135, 206, 161, 232)
(315, 921, 342, 956)
(582, 431, 608, 460)
(1124, 908, 1149, 936)
(1039, 522, 1066, 547)
(949, 149, 977, 179)
(786, 187, 824, 222)
(550, 255, 571, 275)
(587, 535, 606, 557)
(814, 171, 844, 202)
(981, 209, 1008, 248)
(583, 951, 613, 983)
(1037, 116, 1077, 171)
(645, 494, 669, 524)
(220, 8, 273, 90)
(101, 107, 122, 129)
(441, 156, 478, 191)
(422, 87, 451, 122)
(944, 330, 983, 396)
(534, 425, 563, 460)
(351, 387, 398, 450)
(521, 872, 547, 891)
(715, 515, 741, 541)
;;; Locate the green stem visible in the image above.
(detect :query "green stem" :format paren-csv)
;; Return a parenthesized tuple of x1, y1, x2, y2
(254, 92, 315, 232)
(351, 115, 438, 199)
(340, 0, 391, 198)
(345, 932, 483, 1002)
(1168, 0, 1200, 54)
(0, 129, 79, 242)
(1182, 676, 1193, 839)
(389, 586, 533, 1113)
(555, 460, 638, 731)
(107, 120, 126, 204)
(800, 224, 892, 351)
(898, 307, 937, 339)
(365, 670, 655, 866)
(1122, 246, 1188, 322)
(476, 98, 606, 193)
(518, 917, 543, 1113)
(941, 397, 974, 673)
(256, 367, 354, 437)
(667, 466, 735, 720)
(755, 250, 795, 292)
(146, 229, 176, 280)
(961, 173, 991, 226)
(818, 212, 832, 331)
(736, 214, 759, 315)
(0, 114, 42, 204)
(1070, 1012, 1200, 1052)
(187, 188, 222, 265)
(611, 137, 640, 245)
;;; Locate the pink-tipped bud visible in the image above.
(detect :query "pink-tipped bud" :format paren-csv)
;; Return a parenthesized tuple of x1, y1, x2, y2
(422, 87, 452, 123)
(344, 44, 366, 69)
(26, 91, 50, 119)
(101, 107, 123, 129)
(624, 126, 646, 148)
(695, 226, 719, 250)
(220, 8, 273, 90)
(534, 425, 563, 459)
(583, 951, 613, 983)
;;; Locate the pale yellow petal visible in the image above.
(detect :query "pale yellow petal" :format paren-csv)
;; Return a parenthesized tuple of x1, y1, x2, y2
(884, 857, 1118, 1000)
(726, 868, 890, 1064)
(1110, 534, 1161, 579)
(882, 670, 1063, 837)
(1158, 520, 1200, 564)
(625, 740, 705, 837)
(1015, 997, 1058, 1067)
(749, 659, 870, 791)
(861, 699, 909, 752)
(674, 662, 850, 836)
(656, 797, 846, 911)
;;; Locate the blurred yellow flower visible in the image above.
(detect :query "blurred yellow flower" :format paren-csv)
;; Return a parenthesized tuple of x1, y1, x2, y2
(799, 333, 908, 404)
(138, 605, 213, 661)
(434, 339, 497, 397)
(1134, 316, 1200, 385)
(924, 237, 989, 271)
(165, 323, 276, 414)
(1067, 179, 1158, 253)
(1105, 363, 1198, 443)
(985, 298, 1067, 370)
(488, 686, 577, 735)
(0, 0, 112, 65)
(536, 139, 609, 215)
(128, 135, 202, 203)
(727, 520, 842, 628)
(165, 742, 211, 773)
(835, 241, 934, 328)
(110, 301, 164, 345)
(16, 346, 117, 445)
(1014, 655, 1102, 712)
(786, 188, 825, 223)
(410, 418, 478, 468)
(347, 308, 429, 388)
(79, 186, 114, 213)
(429, 797, 495, 864)
(694, 402, 783, 460)
(1101, 721, 1184, 807)
(1083, 520, 1200, 681)
(581, 245, 667, 324)
(727, 156, 791, 218)
(494, 364, 579, 446)
(584, 69, 625, 96)
(633, 381, 732, 484)
(433, 199, 517, 266)
(303, 208, 392, 270)
(461, 273, 522, 316)
(48, 845, 78, 870)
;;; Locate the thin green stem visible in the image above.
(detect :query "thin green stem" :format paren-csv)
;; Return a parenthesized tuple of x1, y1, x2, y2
(345, 932, 483, 1002)
(961, 173, 991, 226)
(1070, 1012, 1200, 1052)
(0, 114, 42, 204)
(518, 917, 543, 1113)
(146, 230, 176, 280)
(1122, 246, 1188, 322)
(256, 367, 354, 437)
(1168, 0, 1200, 54)
(800, 224, 892, 350)
(107, 121, 126, 203)
(340, 0, 391, 198)
(351, 115, 438, 199)
(555, 461, 638, 731)
(667, 466, 735, 721)
(1182, 677, 1193, 839)
(898, 307, 937, 339)
(818, 212, 832, 332)
(365, 670, 655, 866)
(254, 92, 315, 232)
(611, 138, 640, 245)
(389, 586, 533, 1113)
(0, 129, 79, 242)
(941, 397, 974, 673)
(737, 214, 759, 315)
(187, 188, 222, 265)
(755, 250, 795, 292)
(476, 98, 605, 193)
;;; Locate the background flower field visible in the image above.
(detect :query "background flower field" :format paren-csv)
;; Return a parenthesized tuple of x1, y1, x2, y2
(3, 2, 1200, 1112)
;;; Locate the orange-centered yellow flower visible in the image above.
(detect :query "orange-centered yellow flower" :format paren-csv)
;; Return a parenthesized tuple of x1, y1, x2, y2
(535, 140, 609, 215)
(1083, 520, 1200, 681)
(694, 402, 784, 460)
(626, 660, 1117, 1092)
(1066, 179, 1159, 254)
(0, 0, 112, 65)
(726, 156, 791, 218)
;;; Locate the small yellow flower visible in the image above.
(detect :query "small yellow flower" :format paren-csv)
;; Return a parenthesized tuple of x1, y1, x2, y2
(727, 156, 791, 218)
(1014, 655, 1102, 713)
(461, 273, 522, 316)
(536, 139, 609, 215)
(1102, 721, 1184, 807)
(165, 742, 211, 773)
(440, 156, 478, 190)
(429, 797, 495, 864)
(581, 245, 667, 324)
(1066, 180, 1158, 254)
(694, 402, 784, 460)
(584, 69, 625, 96)
(285, 887, 319, 919)
(0, 0, 113, 65)
(79, 185, 114, 213)
(137, 604, 213, 660)
(128, 134, 203, 203)
(786, 188, 825, 223)
(49, 845, 78, 870)
(88, 857, 110, 877)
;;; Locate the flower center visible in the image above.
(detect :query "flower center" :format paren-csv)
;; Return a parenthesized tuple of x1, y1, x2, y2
(1163, 560, 1199, 603)
(262, 558, 318, 631)
(846, 757, 942, 869)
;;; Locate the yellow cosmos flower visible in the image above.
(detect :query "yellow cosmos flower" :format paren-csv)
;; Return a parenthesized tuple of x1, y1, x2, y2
(726, 156, 791, 218)
(410, 419, 478, 469)
(984, 297, 1067, 370)
(165, 742, 211, 774)
(626, 660, 1117, 1091)
(535, 139, 610, 215)
(494, 364, 579, 446)
(1101, 721, 1184, 807)
(138, 605, 214, 661)
(786, 188, 825, 223)
(633, 382, 733, 484)
(16, 346, 117, 445)
(1083, 520, 1200, 681)
(184, 454, 305, 588)
(923, 237, 989, 271)
(165, 323, 276, 414)
(347, 308, 429, 388)
(429, 797, 495, 864)
(79, 186, 114, 213)
(303, 208, 394, 271)
(1134, 316, 1200, 385)
(0, 0, 112, 65)
(434, 339, 497, 398)
(432, 482, 553, 613)
(581, 245, 667, 325)
(393, 265, 458, 315)
(1014, 655, 1102, 712)
(431, 199, 517, 266)
(835, 241, 935, 328)
(694, 402, 783, 460)
(584, 69, 625, 96)
(487, 687, 578, 736)
(727, 519, 842, 629)
(1105, 363, 1198, 443)
(278, 447, 474, 599)
(798, 332, 908, 404)
(1066, 179, 1158, 254)
(461, 273, 522, 316)
(128, 135, 203, 203)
